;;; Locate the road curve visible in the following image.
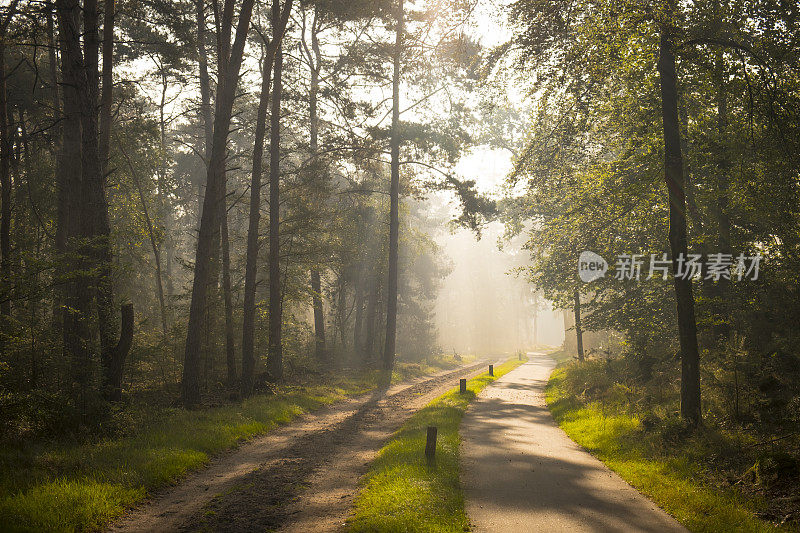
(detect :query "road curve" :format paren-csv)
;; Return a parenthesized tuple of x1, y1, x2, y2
(460, 353, 688, 533)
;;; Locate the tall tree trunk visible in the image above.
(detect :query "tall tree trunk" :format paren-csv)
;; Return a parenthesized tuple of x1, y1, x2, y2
(20, 116, 40, 387)
(306, 10, 326, 362)
(47, 0, 60, 147)
(383, 0, 403, 374)
(714, 56, 732, 326)
(202, 45, 224, 387)
(196, 0, 217, 392)
(47, 2, 64, 334)
(353, 272, 365, 359)
(241, 0, 291, 396)
(573, 289, 584, 362)
(56, 0, 98, 412)
(203, 210, 221, 388)
(196, 0, 213, 161)
(363, 281, 378, 366)
(0, 9, 14, 327)
(98, 0, 114, 172)
(190, 0, 212, 304)
(266, 43, 283, 380)
(532, 292, 539, 345)
(221, 188, 236, 387)
(182, 0, 256, 406)
(50, 0, 69, 272)
(336, 273, 347, 352)
(311, 270, 326, 360)
(85, 0, 113, 398)
(241, 55, 270, 397)
(155, 70, 174, 308)
(657, 10, 701, 425)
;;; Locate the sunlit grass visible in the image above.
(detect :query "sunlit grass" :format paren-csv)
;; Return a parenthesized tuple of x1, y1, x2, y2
(0, 358, 462, 533)
(546, 367, 788, 533)
(545, 348, 574, 364)
(347, 356, 526, 532)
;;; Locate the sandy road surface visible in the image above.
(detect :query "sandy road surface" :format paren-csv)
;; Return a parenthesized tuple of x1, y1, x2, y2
(111, 359, 491, 532)
(461, 353, 688, 532)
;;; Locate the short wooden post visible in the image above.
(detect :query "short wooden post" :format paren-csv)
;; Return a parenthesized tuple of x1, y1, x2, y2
(459, 378, 467, 393)
(518, 352, 522, 360)
(425, 426, 437, 463)
(489, 364, 494, 376)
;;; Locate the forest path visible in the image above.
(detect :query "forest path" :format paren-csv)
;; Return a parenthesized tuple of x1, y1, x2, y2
(461, 353, 688, 532)
(110, 359, 491, 533)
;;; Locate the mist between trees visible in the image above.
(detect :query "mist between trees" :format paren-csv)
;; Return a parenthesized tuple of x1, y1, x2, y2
(0, 0, 517, 439)
(0, 0, 798, 485)
(435, 221, 563, 354)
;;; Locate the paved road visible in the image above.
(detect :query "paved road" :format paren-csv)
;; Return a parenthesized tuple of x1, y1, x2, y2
(461, 353, 688, 532)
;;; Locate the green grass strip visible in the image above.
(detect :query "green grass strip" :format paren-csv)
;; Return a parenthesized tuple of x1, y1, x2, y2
(347, 355, 527, 532)
(546, 367, 787, 533)
(0, 359, 466, 533)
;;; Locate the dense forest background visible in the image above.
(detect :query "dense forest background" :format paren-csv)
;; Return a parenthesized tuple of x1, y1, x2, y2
(508, 0, 800, 427)
(0, 0, 509, 439)
(0, 0, 799, 481)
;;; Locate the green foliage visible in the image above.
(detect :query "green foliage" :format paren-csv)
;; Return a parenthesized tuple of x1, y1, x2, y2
(504, 0, 800, 447)
(548, 362, 800, 532)
(0, 364, 456, 532)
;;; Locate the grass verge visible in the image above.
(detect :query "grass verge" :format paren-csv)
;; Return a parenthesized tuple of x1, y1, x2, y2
(0, 357, 465, 533)
(546, 365, 791, 533)
(347, 356, 526, 532)
(545, 348, 574, 365)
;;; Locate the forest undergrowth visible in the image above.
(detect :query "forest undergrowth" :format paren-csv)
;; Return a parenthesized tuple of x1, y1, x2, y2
(0, 354, 467, 532)
(547, 356, 800, 533)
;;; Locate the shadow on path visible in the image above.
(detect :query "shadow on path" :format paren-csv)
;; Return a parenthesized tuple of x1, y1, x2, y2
(460, 355, 687, 533)
(185, 361, 491, 532)
(112, 360, 489, 533)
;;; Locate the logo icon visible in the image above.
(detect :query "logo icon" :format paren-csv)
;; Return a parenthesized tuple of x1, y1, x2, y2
(578, 251, 608, 282)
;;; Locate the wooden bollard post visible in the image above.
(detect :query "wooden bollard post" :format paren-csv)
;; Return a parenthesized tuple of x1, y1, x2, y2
(425, 426, 437, 463)
(489, 364, 494, 376)
(518, 352, 522, 360)
(459, 378, 467, 393)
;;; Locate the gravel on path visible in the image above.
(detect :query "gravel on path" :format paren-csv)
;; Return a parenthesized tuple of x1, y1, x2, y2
(111, 360, 490, 533)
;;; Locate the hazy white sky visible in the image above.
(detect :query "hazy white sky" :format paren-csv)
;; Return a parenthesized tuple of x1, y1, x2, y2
(454, 147, 513, 194)
(433, 1, 565, 352)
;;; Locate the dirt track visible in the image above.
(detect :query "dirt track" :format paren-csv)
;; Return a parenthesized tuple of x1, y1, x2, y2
(110, 360, 491, 533)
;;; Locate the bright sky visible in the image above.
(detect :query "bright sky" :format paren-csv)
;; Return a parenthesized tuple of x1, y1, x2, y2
(454, 147, 514, 195)
(457, 0, 520, 195)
